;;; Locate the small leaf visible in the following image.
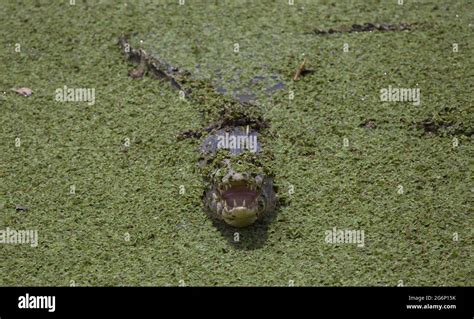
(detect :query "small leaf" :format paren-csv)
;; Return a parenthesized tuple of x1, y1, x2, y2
(15, 205, 29, 211)
(11, 87, 33, 97)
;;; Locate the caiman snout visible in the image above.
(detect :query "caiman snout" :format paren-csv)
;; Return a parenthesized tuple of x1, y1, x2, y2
(205, 171, 276, 228)
(222, 206, 258, 227)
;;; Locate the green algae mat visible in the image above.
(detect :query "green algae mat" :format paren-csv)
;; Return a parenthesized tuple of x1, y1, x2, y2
(1, 0, 473, 286)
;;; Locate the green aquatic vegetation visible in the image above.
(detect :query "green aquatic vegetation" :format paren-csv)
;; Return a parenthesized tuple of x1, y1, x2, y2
(0, 0, 472, 286)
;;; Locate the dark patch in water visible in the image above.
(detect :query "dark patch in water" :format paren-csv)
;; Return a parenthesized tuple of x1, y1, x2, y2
(232, 87, 257, 103)
(265, 82, 286, 94)
(309, 22, 411, 35)
(216, 87, 227, 94)
(234, 92, 257, 104)
(250, 75, 265, 85)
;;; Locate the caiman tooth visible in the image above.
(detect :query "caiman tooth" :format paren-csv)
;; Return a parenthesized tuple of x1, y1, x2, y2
(233, 199, 237, 207)
(242, 199, 246, 206)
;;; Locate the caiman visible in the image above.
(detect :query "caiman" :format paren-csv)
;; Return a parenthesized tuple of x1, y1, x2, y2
(119, 36, 277, 227)
(118, 22, 410, 227)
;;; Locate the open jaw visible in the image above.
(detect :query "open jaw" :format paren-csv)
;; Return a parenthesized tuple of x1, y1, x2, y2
(217, 180, 262, 227)
(221, 183, 258, 209)
(204, 170, 275, 228)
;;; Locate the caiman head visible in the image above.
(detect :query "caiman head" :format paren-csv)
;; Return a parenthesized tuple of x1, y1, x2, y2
(204, 162, 276, 227)
(200, 127, 276, 227)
